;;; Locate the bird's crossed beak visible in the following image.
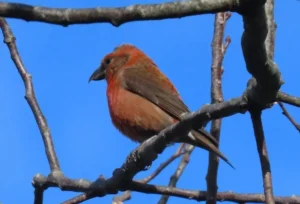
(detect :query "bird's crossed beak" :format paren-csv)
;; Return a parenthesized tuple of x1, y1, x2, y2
(88, 64, 106, 83)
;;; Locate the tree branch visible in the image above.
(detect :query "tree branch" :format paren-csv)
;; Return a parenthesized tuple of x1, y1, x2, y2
(0, 18, 61, 172)
(0, 1, 240, 26)
(277, 91, 300, 107)
(241, 0, 283, 106)
(206, 12, 231, 204)
(33, 172, 300, 204)
(264, 0, 276, 60)
(34, 187, 44, 204)
(250, 110, 274, 204)
(158, 144, 195, 204)
(278, 102, 300, 132)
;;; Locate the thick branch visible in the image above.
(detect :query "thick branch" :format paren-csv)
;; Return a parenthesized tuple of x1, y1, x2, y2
(206, 12, 231, 204)
(250, 110, 274, 204)
(34, 188, 44, 204)
(0, 18, 60, 172)
(277, 91, 300, 107)
(0, 1, 240, 26)
(241, 0, 283, 105)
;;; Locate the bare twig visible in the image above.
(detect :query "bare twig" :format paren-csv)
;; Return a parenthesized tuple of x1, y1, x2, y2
(250, 110, 274, 204)
(206, 12, 231, 204)
(0, 1, 240, 26)
(112, 143, 186, 203)
(0, 18, 61, 172)
(278, 102, 300, 132)
(158, 144, 195, 204)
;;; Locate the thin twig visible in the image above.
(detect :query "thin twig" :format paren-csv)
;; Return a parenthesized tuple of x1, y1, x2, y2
(250, 110, 275, 204)
(112, 143, 186, 203)
(278, 102, 300, 132)
(158, 144, 195, 204)
(206, 11, 231, 204)
(0, 18, 61, 172)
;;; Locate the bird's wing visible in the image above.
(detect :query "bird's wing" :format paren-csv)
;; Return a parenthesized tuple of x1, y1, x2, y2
(121, 67, 219, 146)
(121, 67, 189, 120)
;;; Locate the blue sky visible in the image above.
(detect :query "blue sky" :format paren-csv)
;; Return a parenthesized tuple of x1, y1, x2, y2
(0, 0, 299, 203)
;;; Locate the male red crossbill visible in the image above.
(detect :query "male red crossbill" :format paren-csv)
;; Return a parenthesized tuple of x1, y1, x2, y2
(89, 44, 233, 167)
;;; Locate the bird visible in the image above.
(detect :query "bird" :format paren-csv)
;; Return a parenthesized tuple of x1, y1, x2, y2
(89, 44, 233, 168)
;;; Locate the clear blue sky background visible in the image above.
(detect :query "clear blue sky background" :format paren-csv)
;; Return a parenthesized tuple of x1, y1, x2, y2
(0, 0, 299, 203)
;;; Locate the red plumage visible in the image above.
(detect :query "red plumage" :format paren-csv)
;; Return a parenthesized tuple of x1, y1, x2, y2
(89, 44, 233, 168)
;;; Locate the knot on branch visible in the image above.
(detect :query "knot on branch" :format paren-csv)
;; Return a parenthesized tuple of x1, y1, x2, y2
(245, 71, 283, 108)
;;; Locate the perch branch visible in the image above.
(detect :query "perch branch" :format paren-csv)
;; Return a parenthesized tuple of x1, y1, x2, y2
(206, 11, 231, 204)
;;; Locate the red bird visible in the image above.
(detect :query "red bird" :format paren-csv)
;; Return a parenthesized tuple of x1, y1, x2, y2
(89, 44, 233, 168)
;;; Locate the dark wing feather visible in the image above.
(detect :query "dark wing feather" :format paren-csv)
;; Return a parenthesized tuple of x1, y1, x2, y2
(122, 68, 189, 120)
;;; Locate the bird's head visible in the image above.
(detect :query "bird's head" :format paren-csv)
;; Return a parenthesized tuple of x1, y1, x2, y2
(89, 44, 146, 83)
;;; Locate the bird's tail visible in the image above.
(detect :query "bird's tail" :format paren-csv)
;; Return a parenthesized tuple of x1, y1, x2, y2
(179, 129, 234, 169)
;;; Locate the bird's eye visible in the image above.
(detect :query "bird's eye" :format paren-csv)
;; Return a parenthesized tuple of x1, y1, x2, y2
(105, 58, 111, 65)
